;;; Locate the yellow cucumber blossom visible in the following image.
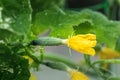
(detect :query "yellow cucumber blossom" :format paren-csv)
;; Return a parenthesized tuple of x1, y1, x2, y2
(99, 47, 120, 59)
(30, 74, 36, 80)
(23, 56, 34, 64)
(62, 34, 97, 56)
(68, 69, 89, 80)
(98, 47, 120, 69)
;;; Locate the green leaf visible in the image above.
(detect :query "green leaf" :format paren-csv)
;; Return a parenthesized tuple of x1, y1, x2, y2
(0, 43, 11, 54)
(0, 0, 32, 40)
(73, 9, 120, 49)
(32, 9, 93, 38)
(73, 20, 94, 34)
(79, 9, 109, 25)
(32, 9, 72, 38)
(108, 77, 120, 80)
(0, 53, 30, 80)
(0, 43, 30, 80)
(30, 0, 65, 18)
(0, 29, 22, 42)
(115, 37, 120, 52)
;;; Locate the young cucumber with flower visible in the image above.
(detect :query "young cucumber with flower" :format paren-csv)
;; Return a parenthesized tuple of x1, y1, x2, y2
(30, 33, 96, 80)
(31, 33, 97, 56)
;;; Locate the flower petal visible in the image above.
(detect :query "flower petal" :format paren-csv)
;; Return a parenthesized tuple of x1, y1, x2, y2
(30, 74, 36, 80)
(99, 47, 120, 59)
(64, 34, 97, 56)
(68, 69, 89, 80)
(23, 56, 33, 64)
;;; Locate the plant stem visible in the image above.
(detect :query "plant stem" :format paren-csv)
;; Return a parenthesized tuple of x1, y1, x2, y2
(29, 51, 100, 76)
(40, 46, 44, 62)
(84, 54, 91, 66)
(33, 52, 78, 69)
(84, 54, 108, 79)
(92, 59, 120, 65)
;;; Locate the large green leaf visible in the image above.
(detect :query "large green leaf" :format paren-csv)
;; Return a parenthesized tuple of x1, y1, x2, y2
(30, 0, 65, 18)
(32, 9, 93, 38)
(0, 0, 32, 41)
(73, 9, 120, 49)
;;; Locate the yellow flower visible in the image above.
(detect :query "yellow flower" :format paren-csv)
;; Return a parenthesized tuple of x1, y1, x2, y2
(30, 74, 36, 80)
(68, 69, 89, 80)
(63, 34, 97, 56)
(23, 56, 34, 64)
(99, 47, 120, 59)
(98, 47, 120, 69)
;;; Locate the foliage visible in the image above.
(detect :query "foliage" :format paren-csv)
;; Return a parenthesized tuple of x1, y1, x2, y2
(32, 8, 120, 50)
(0, 0, 32, 41)
(0, 0, 31, 80)
(0, 0, 120, 80)
(0, 44, 30, 80)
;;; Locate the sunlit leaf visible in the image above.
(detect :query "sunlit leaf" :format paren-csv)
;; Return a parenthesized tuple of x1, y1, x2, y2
(73, 9, 120, 49)
(32, 9, 93, 38)
(0, 0, 32, 41)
